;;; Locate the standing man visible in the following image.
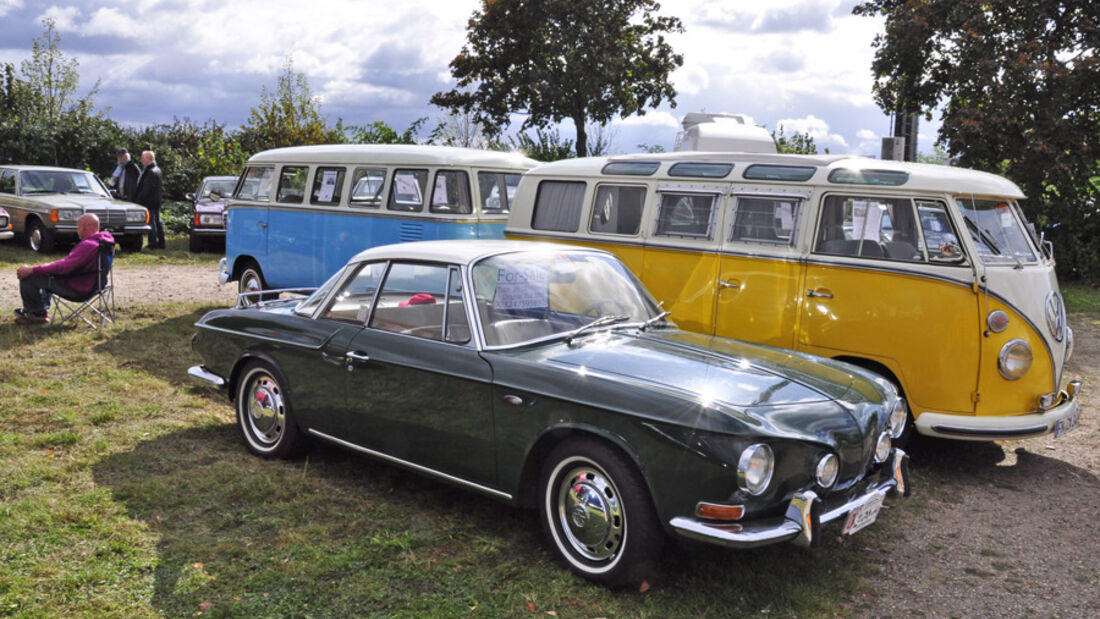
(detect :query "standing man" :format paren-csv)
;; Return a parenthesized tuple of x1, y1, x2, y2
(111, 148, 140, 201)
(134, 150, 164, 249)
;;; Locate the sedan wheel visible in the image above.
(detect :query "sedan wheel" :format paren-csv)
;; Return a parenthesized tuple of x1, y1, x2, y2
(27, 220, 56, 253)
(235, 361, 300, 458)
(540, 438, 663, 588)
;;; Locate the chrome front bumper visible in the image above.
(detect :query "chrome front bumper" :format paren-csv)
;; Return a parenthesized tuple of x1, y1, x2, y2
(915, 380, 1082, 440)
(670, 449, 910, 549)
(217, 257, 230, 285)
(187, 365, 226, 388)
(0, 230, 12, 240)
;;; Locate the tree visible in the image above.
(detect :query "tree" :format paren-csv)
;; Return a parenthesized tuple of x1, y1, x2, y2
(428, 109, 501, 149)
(20, 17, 98, 122)
(854, 0, 1100, 281)
(431, 0, 684, 157)
(238, 58, 344, 153)
(347, 118, 426, 144)
(511, 127, 575, 162)
(772, 128, 822, 155)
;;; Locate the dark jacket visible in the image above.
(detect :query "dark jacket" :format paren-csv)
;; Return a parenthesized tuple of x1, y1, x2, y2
(134, 162, 163, 209)
(118, 159, 140, 201)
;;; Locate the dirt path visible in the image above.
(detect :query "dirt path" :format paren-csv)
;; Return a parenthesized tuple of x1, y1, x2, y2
(1, 263, 237, 309)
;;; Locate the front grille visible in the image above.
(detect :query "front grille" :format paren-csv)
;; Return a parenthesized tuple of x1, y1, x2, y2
(87, 209, 127, 227)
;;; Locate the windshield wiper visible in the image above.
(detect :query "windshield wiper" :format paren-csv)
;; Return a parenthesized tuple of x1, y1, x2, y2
(564, 314, 630, 345)
(638, 310, 672, 331)
(963, 216, 1003, 255)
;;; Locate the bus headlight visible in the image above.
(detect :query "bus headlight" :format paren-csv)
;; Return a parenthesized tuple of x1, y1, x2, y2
(737, 444, 774, 496)
(1065, 326, 1074, 363)
(998, 339, 1033, 380)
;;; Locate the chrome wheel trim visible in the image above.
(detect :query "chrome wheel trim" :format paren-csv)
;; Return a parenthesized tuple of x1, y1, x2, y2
(554, 462, 625, 563)
(244, 373, 285, 446)
(239, 268, 262, 306)
(29, 226, 42, 251)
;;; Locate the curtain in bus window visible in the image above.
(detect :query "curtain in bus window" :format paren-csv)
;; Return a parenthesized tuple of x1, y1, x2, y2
(532, 181, 586, 232)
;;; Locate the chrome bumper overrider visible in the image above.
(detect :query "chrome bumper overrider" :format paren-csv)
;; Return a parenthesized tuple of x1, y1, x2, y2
(187, 365, 226, 388)
(670, 448, 910, 549)
(217, 257, 230, 285)
(915, 380, 1082, 440)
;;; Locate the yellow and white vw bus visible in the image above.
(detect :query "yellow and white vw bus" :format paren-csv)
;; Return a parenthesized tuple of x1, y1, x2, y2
(506, 151, 1081, 442)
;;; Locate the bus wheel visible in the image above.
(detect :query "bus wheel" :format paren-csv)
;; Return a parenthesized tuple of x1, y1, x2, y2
(238, 261, 271, 305)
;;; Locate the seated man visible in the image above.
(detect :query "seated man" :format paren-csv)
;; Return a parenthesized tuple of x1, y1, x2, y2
(14, 214, 114, 324)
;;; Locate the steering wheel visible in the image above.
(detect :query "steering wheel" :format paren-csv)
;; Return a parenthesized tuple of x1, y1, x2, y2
(581, 299, 629, 318)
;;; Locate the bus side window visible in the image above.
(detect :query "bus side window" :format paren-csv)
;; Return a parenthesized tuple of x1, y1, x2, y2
(815, 195, 923, 261)
(730, 197, 801, 245)
(654, 193, 717, 239)
(916, 200, 965, 262)
(277, 166, 309, 204)
(589, 185, 645, 236)
(431, 170, 472, 214)
(311, 167, 346, 206)
(477, 172, 520, 214)
(388, 169, 427, 212)
(235, 166, 274, 201)
(350, 168, 386, 207)
(532, 181, 586, 232)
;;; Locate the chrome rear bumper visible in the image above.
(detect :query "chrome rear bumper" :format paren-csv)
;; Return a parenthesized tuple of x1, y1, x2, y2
(670, 449, 910, 549)
(187, 365, 226, 388)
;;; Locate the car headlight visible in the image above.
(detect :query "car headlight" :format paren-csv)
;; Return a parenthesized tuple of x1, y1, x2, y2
(1065, 326, 1074, 363)
(737, 443, 774, 496)
(998, 339, 1033, 380)
(1045, 291, 1065, 342)
(888, 397, 908, 439)
(198, 214, 224, 226)
(815, 453, 838, 488)
(126, 210, 147, 223)
(874, 432, 891, 463)
(53, 208, 82, 222)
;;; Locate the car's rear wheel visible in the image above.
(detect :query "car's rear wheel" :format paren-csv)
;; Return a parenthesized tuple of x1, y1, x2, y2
(188, 233, 203, 253)
(235, 361, 300, 458)
(119, 235, 143, 252)
(539, 438, 663, 588)
(27, 219, 56, 253)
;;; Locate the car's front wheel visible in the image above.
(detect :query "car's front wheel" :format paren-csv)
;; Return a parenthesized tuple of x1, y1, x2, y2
(539, 438, 663, 588)
(188, 233, 203, 253)
(235, 361, 300, 458)
(119, 235, 143, 252)
(27, 219, 56, 253)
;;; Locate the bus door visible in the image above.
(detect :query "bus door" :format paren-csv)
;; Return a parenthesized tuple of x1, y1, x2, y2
(641, 184, 726, 333)
(799, 194, 980, 415)
(228, 165, 274, 266)
(714, 191, 809, 349)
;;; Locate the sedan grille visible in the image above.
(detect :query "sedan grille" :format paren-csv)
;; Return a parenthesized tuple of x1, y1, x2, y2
(86, 209, 128, 227)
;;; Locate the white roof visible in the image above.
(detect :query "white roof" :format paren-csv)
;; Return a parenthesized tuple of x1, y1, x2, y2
(1, 165, 98, 173)
(523, 151, 1025, 199)
(246, 144, 539, 170)
(349, 239, 602, 266)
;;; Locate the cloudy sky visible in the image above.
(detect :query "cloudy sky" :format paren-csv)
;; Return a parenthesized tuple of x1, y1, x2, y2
(0, 0, 939, 156)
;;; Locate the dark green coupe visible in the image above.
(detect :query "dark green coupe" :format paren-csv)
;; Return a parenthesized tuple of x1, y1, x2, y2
(189, 240, 910, 587)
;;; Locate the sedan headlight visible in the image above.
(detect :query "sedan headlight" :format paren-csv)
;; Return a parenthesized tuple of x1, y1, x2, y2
(874, 432, 891, 463)
(126, 210, 147, 223)
(198, 214, 224, 226)
(1065, 326, 1074, 363)
(737, 444, 774, 496)
(815, 453, 838, 488)
(52, 208, 82, 222)
(998, 339, 1033, 380)
(888, 397, 908, 439)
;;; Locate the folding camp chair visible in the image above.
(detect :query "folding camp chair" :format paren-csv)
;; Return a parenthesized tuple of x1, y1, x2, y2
(50, 240, 115, 329)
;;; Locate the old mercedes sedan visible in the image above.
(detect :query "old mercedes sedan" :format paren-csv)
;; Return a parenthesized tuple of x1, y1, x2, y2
(188, 240, 910, 587)
(0, 165, 150, 252)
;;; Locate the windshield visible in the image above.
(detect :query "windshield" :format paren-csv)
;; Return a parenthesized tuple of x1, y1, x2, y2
(294, 266, 346, 316)
(19, 170, 109, 197)
(201, 179, 237, 199)
(472, 251, 661, 347)
(954, 198, 1037, 264)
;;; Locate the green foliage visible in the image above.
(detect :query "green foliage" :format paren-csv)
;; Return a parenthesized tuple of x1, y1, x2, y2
(237, 58, 345, 153)
(854, 0, 1100, 282)
(346, 118, 426, 144)
(637, 143, 667, 153)
(772, 128, 822, 155)
(510, 127, 576, 162)
(19, 17, 97, 122)
(917, 145, 952, 166)
(432, 0, 684, 157)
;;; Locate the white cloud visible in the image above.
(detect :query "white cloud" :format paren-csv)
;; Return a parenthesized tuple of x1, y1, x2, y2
(777, 114, 848, 148)
(0, 0, 23, 19)
(672, 63, 709, 96)
(857, 128, 877, 140)
(84, 7, 142, 38)
(37, 5, 80, 30)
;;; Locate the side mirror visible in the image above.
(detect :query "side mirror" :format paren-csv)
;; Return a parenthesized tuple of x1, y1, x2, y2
(185, 192, 196, 202)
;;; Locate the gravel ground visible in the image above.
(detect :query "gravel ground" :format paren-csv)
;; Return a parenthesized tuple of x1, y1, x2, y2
(4, 262, 1096, 617)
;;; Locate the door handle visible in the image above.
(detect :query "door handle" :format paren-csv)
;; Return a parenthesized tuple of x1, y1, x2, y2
(258, 221, 267, 228)
(806, 289, 834, 299)
(345, 350, 371, 363)
(718, 280, 740, 290)
(502, 394, 524, 406)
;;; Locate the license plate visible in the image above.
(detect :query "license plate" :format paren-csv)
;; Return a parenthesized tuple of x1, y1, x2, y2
(1054, 408, 1081, 438)
(842, 492, 884, 536)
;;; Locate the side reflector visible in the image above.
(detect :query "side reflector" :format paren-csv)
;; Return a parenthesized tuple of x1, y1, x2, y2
(695, 502, 745, 521)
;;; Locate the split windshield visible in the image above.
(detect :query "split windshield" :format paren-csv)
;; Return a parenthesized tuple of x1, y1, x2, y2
(954, 198, 1036, 265)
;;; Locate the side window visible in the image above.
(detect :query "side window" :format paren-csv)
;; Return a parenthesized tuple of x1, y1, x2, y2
(322, 262, 388, 324)
(589, 185, 646, 236)
(276, 166, 309, 204)
(814, 195, 923, 262)
(388, 169, 427, 212)
(350, 168, 386, 207)
(234, 166, 274, 201)
(532, 181, 586, 232)
(477, 172, 520, 214)
(917, 200, 965, 262)
(369, 262, 462, 342)
(430, 170, 472, 214)
(655, 192, 717, 239)
(0, 170, 14, 194)
(729, 197, 801, 245)
(310, 167, 346, 206)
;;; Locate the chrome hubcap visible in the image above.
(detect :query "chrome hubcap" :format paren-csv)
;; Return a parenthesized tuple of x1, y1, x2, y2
(240, 270, 262, 306)
(245, 375, 284, 445)
(30, 228, 41, 251)
(556, 465, 624, 561)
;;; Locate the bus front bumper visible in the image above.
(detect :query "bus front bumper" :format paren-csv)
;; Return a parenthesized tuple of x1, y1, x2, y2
(218, 257, 230, 285)
(915, 380, 1083, 441)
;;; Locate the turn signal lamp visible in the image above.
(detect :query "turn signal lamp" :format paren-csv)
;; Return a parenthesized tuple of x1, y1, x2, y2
(986, 310, 1009, 333)
(695, 502, 745, 521)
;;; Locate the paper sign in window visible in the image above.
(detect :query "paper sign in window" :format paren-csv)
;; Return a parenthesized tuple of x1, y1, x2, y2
(433, 175, 449, 205)
(394, 174, 422, 204)
(851, 201, 884, 241)
(318, 170, 339, 203)
(493, 265, 549, 310)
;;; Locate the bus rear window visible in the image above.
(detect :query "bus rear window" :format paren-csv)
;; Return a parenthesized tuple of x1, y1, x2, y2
(532, 181, 586, 232)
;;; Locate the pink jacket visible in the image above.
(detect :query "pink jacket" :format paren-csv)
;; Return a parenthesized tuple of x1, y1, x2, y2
(33, 230, 115, 295)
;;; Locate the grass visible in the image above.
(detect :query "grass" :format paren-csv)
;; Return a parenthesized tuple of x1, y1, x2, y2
(1062, 282, 1100, 314)
(0, 303, 914, 618)
(0, 232, 222, 269)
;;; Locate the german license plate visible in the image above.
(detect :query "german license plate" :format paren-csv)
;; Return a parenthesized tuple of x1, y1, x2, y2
(1054, 408, 1081, 438)
(842, 492, 884, 536)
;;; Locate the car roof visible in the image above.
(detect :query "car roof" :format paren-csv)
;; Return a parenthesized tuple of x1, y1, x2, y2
(202, 175, 238, 181)
(349, 240, 607, 266)
(1, 165, 97, 173)
(245, 144, 540, 170)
